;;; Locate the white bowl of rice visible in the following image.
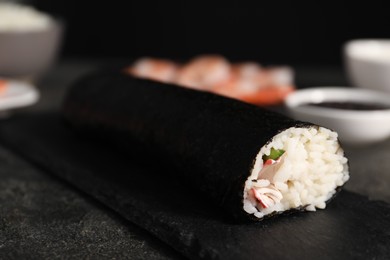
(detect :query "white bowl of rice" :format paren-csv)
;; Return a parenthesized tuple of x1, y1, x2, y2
(0, 3, 63, 77)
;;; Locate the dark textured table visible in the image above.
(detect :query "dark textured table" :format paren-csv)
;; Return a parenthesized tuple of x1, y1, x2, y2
(0, 60, 389, 259)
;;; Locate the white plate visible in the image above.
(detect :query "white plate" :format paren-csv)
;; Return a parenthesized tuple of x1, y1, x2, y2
(0, 79, 39, 111)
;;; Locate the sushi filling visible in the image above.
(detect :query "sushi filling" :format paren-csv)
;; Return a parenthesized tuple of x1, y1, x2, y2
(243, 126, 349, 219)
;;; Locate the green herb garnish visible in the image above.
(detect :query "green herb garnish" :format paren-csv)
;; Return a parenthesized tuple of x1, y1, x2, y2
(262, 148, 285, 162)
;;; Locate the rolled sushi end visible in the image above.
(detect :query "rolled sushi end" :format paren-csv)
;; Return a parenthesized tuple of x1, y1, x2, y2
(243, 126, 349, 219)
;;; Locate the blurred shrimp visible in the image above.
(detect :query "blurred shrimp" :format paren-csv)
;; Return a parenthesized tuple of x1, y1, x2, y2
(127, 58, 178, 83)
(0, 79, 7, 94)
(176, 55, 231, 90)
(214, 63, 294, 105)
(238, 85, 295, 105)
(214, 63, 264, 97)
(125, 55, 295, 105)
(232, 62, 268, 92)
(233, 62, 261, 80)
(267, 66, 294, 86)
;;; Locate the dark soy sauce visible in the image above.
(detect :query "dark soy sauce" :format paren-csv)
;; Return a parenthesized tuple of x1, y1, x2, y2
(302, 101, 390, 111)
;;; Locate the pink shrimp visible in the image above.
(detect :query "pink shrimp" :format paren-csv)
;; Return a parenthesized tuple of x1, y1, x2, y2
(127, 58, 178, 83)
(176, 55, 231, 90)
(252, 186, 283, 208)
(251, 153, 286, 208)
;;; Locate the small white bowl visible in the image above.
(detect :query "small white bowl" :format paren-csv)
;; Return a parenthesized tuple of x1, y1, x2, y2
(0, 3, 63, 78)
(344, 39, 390, 92)
(285, 87, 390, 145)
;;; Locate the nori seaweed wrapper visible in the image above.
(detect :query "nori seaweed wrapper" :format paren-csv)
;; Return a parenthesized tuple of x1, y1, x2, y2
(62, 71, 316, 221)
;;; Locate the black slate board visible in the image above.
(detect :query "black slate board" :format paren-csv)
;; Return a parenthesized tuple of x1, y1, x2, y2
(0, 114, 390, 260)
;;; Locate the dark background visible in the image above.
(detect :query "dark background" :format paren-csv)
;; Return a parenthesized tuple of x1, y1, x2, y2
(31, 0, 390, 65)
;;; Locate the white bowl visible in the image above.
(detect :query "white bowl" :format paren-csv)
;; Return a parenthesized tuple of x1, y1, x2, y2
(344, 39, 390, 92)
(285, 87, 390, 145)
(0, 19, 63, 78)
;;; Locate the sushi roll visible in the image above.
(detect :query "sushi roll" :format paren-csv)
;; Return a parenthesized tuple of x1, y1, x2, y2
(63, 71, 349, 221)
(243, 127, 348, 219)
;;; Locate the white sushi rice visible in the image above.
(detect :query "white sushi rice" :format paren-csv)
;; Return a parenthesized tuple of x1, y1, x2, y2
(0, 3, 53, 32)
(243, 126, 349, 219)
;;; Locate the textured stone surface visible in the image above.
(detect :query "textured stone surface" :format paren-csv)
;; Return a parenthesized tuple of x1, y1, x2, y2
(0, 146, 182, 259)
(344, 142, 390, 203)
